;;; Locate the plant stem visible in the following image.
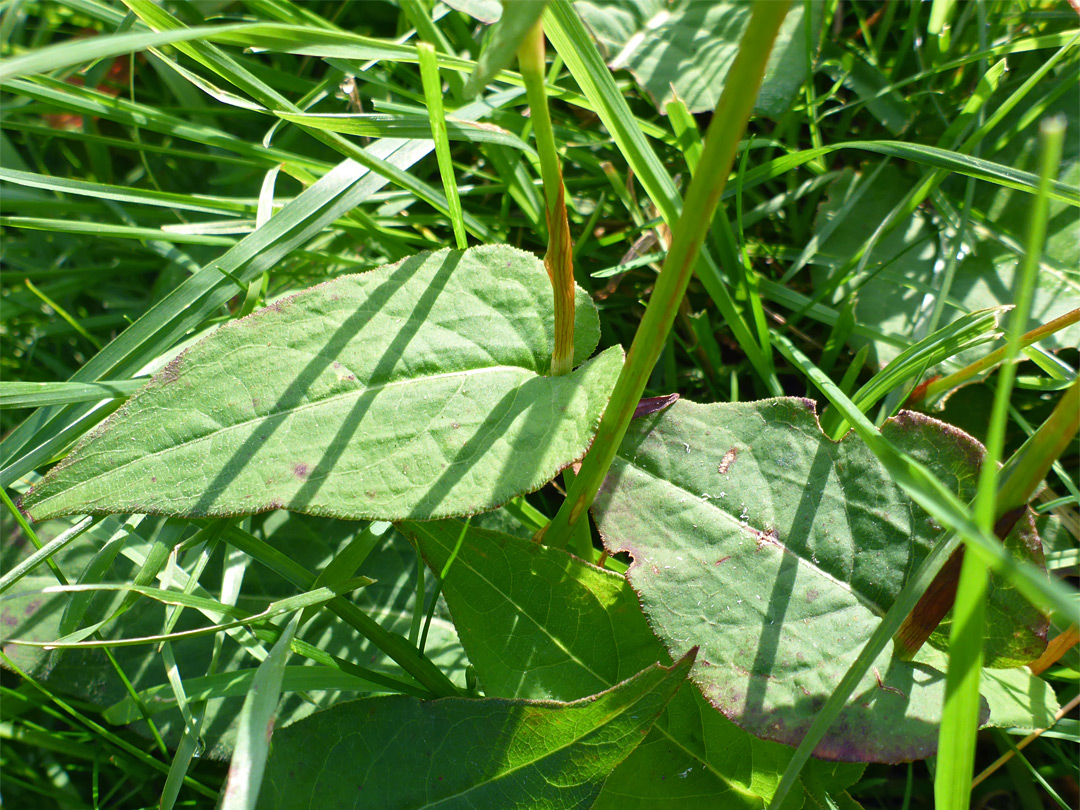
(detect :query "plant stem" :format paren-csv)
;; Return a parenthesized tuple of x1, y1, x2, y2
(518, 19, 574, 376)
(542, 0, 792, 548)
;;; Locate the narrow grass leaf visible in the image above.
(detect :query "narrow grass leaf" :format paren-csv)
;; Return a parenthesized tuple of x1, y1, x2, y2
(271, 111, 532, 151)
(0, 516, 94, 595)
(222, 612, 301, 810)
(0, 167, 254, 216)
(418, 42, 468, 249)
(736, 140, 1079, 206)
(937, 113, 1070, 810)
(103, 665, 400, 725)
(824, 307, 1005, 438)
(0, 23, 255, 82)
(3, 581, 367, 649)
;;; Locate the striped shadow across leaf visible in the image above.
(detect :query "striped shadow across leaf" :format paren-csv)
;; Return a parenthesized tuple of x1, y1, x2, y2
(21, 245, 621, 523)
(591, 398, 1047, 763)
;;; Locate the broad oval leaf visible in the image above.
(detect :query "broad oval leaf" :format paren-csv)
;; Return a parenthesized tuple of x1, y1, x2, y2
(21, 246, 622, 522)
(591, 398, 1047, 762)
(256, 653, 694, 810)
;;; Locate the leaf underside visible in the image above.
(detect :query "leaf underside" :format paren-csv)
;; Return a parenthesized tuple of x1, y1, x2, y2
(592, 398, 1047, 762)
(21, 246, 622, 523)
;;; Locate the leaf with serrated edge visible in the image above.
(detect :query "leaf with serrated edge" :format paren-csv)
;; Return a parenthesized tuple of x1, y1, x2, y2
(21, 246, 622, 523)
(256, 652, 694, 810)
(592, 398, 1046, 762)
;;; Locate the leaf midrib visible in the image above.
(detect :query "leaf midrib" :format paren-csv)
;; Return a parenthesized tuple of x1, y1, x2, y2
(32, 364, 535, 508)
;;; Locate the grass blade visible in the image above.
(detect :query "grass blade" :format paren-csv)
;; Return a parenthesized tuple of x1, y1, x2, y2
(221, 611, 301, 810)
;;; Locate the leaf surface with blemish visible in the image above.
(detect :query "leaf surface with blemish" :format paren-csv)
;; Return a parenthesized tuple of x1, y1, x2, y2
(591, 398, 1047, 762)
(21, 246, 621, 522)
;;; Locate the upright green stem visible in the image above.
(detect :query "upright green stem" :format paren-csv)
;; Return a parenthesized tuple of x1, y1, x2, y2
(542, 0, 791, 548)
(518, 20, 574, 376)
(935, 114, 1066, 810)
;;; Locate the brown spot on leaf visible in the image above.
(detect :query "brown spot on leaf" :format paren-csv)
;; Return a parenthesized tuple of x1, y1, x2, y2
(293, 463, 309, 479)
(755, 528, 780, 551)
(718, 447, 738, 475)
(714, 556, 731, 566)
(806, 588, 820, 602)
(159, 355, 184, 385)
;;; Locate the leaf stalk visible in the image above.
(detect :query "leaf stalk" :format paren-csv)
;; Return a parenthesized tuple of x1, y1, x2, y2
(518, 19, 575, 376)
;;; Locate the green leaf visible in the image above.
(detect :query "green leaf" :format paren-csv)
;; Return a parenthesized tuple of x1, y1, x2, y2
(979, 668, 1061, 731)
(404, 520, 865, 807)
(818, 41, 914, 135)
(270, 112, 535, 153)
(20, 246, 622, 522)
(256, 652, 695, 809)
(591, 398, 1048, 762)
(444, 0, 504, 24)
(0, 23, 255, 83)
(574, 0, 820, 117)
(0, 83, 524, 490)
(813, 161, 1079, 367)
(222, 611, 300, 810)
(911, 646, 1061, 731)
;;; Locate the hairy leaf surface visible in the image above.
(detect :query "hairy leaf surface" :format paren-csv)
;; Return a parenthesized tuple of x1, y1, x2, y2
(592, 398, 1047, 762)
(21, 246, 621, 522)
